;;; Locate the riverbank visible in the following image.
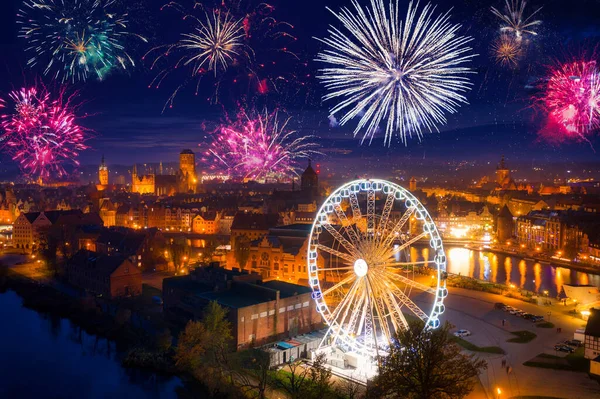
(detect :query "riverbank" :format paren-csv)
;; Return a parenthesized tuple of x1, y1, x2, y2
(460, 244, 600, 276)
(0, 266, 180, 371)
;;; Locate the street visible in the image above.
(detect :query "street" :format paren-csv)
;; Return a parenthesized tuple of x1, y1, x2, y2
(443, 287, 599, 399)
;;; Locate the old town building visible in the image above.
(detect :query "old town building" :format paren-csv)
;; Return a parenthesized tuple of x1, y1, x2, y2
(66, 250, 142, 298)
(192, 211, 220, 234)
(244, 224, 325, 283)
(163, 265, 322, 350)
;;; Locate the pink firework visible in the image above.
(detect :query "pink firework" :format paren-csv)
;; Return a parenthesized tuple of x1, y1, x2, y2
(205, 109, 320, 180)
(538, 60, 600, 143)
(0, 86, 89, 178)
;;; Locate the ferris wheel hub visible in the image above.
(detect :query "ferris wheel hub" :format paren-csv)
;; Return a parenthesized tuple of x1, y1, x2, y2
(353, 258, 368, 277)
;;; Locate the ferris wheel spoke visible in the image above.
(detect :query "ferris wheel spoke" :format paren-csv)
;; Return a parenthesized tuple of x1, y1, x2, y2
(328, 278, 361, 327)
(321, 273, 355, 296)
(382, 206, 417, 248)
(385, 271, 437, 294)
(383, 280, 429, 322)
(385, 290, 410, 331)
(367, 277, 393, 344)
(366, 188, 375, 238)
(370, 269, 411, 331)
(349, 189, 362, 223)
(332, 203, 361, 246)
(376, 189, 396, 242)
(334, 281, 366, 337)
(345, 284, 367, 337)
(355, 281, 370, 340)
(385, 231, 429, 259)
(320, 222, 360, 258)
(316, 244, 355, 264)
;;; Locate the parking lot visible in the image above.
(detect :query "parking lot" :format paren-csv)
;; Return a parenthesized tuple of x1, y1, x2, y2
(437, 287, 600, 399)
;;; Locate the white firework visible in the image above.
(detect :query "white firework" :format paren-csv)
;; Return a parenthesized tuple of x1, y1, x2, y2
(179, 10, 246, 76)
(315, 0, 475, 146)
(491, 0, 542, 41)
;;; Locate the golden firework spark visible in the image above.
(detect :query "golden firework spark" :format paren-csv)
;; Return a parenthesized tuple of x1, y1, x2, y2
(491, 35, 522, 67)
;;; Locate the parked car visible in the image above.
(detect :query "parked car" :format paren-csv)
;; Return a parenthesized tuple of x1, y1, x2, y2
(152, 296, 163, 305)
(509, 309, 521, 315)
(554, 344, 575, 353)
(515, 311, 526, 317)
(494, 302, 506, 309)
(453, 329, 472, 337)
(522, 313, 534, 320)
(531, 315, 545, 322)
(503, 306, 513, 312)
(565, 339, 582, 347)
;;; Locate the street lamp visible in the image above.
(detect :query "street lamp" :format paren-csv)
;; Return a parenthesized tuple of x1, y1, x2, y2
(496, 387, 502, 399)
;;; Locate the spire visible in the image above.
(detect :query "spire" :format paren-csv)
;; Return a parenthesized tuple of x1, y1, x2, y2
(101, 154, 105, 166)
(133, 164, 137, 176)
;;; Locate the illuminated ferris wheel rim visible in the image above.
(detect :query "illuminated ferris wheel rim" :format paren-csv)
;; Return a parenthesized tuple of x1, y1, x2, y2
(306, 178, 448, 357)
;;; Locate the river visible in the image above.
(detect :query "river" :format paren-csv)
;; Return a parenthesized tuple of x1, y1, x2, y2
(0, 290, 183, 399)
(444, 246, 600, 297)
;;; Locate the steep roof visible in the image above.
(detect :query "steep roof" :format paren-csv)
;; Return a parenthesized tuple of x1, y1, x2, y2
(23, 212, 41, 224)
(498, 205, 513, 219)
(585, 308, 600, 338)
(231, 212, 280, 231)
(302, 161, 317, 178)
(69, 250, 131, 278)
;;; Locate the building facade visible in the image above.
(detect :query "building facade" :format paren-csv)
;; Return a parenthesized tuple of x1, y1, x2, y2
(66, 250, 142, 298)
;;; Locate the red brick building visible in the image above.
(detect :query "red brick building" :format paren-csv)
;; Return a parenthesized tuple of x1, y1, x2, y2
(163, 265, 322, 349)
(66, 250, 142, 298)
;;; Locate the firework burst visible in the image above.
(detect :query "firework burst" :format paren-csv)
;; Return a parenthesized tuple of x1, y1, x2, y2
(491, 34, 522, 67)
(205, 109, 321, 180)
(491, 0, 542, 41)
(0, 86, 89, 178)
(17, 0, 147, 83)
(315, 0, 475, 146)
(146, 1, 299, 108)
(537, 60, 600, 143)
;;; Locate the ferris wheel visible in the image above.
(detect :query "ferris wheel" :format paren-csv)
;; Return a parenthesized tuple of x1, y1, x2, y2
(307, 179, 448, 357)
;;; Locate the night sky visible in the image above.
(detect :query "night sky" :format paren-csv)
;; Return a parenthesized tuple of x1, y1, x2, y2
(1, 0, 600, 172)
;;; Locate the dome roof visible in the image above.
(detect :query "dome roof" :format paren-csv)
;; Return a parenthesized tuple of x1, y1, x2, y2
(180, 149, 194, 155)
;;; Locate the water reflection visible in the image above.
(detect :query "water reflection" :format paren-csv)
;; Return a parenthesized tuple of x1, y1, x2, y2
(439, 247, 600, 297)
(0, 290, 182, 399)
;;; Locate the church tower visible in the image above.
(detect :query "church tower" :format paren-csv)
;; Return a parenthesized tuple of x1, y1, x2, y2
(496, 155, 510, 185)
(98, 155, 109, 187)
(409, 177, 417, 192)
(301, 160, 319, 197)
(179, 149, 197, 193)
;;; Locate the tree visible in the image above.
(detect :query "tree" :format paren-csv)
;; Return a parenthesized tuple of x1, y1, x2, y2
(155, 328, 173, 353)
(371, 321, 487, 399)
(273, 359, 311, 399)
(230, 348, 272, 399)
(202, 301, 233, 366)
(234, 235, 250, 268)
(175, 320, 206, 372)
(335, 379, 364, 399)
(169, 237, 190, 272)
(306, 353, 333, 399)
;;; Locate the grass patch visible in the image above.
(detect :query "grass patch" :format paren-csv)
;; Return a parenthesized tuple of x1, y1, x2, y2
(507, 330, 537, 343)
(565, 347, 588, 372)
(523, 348, 588, 373)
(536, 322, 555, 328)
(450, 336, 505, 354)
